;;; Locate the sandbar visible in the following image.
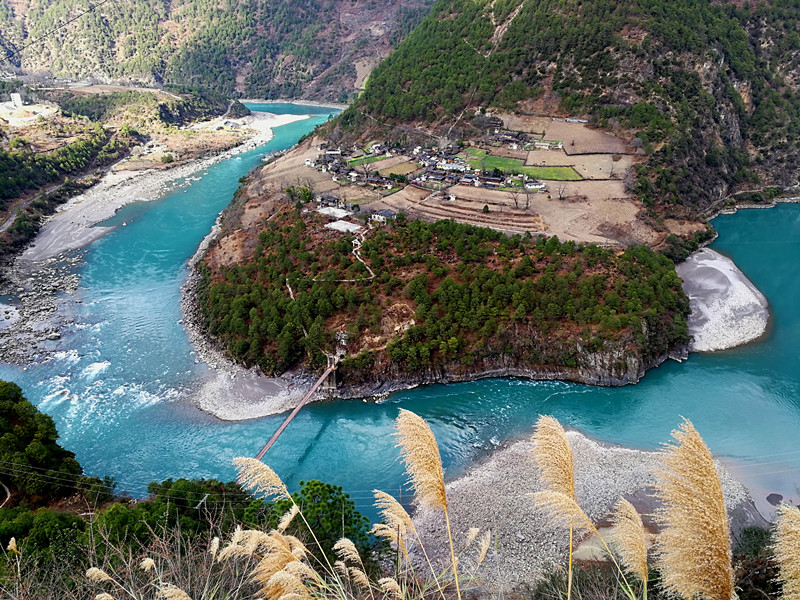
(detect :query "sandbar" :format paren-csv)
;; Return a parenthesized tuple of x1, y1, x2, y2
(676, 248, 769, 351)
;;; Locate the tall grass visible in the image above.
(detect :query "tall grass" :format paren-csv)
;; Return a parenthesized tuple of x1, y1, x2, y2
(653, 418, 734, 600)
(3, 412, 795, 600)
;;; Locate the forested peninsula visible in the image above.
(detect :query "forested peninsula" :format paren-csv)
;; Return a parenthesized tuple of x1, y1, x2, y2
(198, 203, 689, 393)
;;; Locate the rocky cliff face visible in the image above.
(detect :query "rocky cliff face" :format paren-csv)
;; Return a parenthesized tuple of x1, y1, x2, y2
(334, 327, 681, 399)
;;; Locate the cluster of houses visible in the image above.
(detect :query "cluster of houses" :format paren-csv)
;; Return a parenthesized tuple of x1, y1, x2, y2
(490, 129, 564, 151)
(306, 145, 398, 190)
(308, 140, 552, 197)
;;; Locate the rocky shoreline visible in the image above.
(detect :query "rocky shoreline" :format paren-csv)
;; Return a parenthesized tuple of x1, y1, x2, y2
(328, 348, 683, 402)
(410, 430, 765, 593)
(0, 254, 83, 364)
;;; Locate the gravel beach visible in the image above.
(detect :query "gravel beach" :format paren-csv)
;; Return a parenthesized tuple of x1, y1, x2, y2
(676, 248, 769, 351)
(410, 430, 763, 594)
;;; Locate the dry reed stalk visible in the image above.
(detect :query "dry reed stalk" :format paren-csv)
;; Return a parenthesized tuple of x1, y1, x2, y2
(232, 458, 291, 500)
(611, 499, 648, 594)
(394, 409, 460, 600)
(774, 503, 800, 600)
(653, 418, 734, 600)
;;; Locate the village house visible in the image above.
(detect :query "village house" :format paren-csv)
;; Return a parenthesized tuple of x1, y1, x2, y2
(370, 209, 396, 224)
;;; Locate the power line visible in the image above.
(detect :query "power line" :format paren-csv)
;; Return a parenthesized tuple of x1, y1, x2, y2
(3, 0, 115, 63)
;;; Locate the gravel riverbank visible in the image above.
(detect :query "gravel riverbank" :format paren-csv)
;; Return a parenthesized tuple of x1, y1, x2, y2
(410, 430, 764, 594)
(180, 218, 314, 421)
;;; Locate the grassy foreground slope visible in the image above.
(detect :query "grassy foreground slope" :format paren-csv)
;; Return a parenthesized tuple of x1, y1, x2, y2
(339, 0, 800, 215)
(200, 208, 689, 386)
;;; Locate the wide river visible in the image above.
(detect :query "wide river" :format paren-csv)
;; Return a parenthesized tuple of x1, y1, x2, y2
(0, 103, 798, 518)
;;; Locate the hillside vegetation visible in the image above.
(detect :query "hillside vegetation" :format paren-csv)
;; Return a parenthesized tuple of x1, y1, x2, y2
(340, 0, 800, 215)
(0, 0, 433, 102)
(200, 207, 689, 384)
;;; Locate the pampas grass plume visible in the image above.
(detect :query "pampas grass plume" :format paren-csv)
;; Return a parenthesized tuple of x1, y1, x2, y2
(465, 527, 480, 548)
(532, 415, 575, 498)
(233, 457, 290, 500)
(476, 530, 492, 567)
(209, 536, 220, 562)
(278, 504, 300, 533)
(94, 594, 115, 600)
(394, 409, 447, 509)
(774, 503, 800, 599)
(333, 538, 362, 565)
(6, 537, 17, 555)
(373, 489, 416, 537)
(140, 557, 156, 573)
(158, 585, 192, 600)
(348, 567, 371, 591)
(654, 418, 734, 600)
(379, 577, 404, 600)
(529, 490, 592, 534)
(611, 498, 648, 584)
(86, 567, 113, 583)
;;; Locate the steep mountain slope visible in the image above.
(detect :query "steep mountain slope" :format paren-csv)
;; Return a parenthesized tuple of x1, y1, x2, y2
(342, 0, 800, 215)
(0, 0, 433, 102)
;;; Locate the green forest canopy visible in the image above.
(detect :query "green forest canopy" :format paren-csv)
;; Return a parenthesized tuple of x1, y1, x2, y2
(201, 210, 689, 377)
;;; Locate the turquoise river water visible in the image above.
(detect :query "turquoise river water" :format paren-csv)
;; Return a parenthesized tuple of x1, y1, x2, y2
(0, 103, 798, 518)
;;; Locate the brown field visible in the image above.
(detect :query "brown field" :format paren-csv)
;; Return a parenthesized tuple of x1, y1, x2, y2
(379, 161, 420, 177)
(499, 113, 633, 155)
(436, 185, 659, 246)
(485, 146, 528, 160)
(526, 150, 637, 180)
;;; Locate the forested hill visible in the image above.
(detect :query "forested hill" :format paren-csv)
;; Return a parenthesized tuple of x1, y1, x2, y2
(342, 0, 800, 215)
(0, 0, 433, 102)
